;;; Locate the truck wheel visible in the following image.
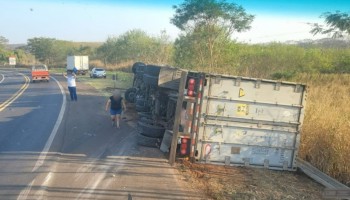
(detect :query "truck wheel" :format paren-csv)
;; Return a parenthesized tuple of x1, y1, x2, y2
(132, 62, 146, 74)
(136, 98, 147, 106)
(125, 88, 137, 103)
(138, 112, 152, 119)
(135, 105, 150, 112)
(145, 65, 161, 76)
(138, 118, 154, 125)
(32, 80, 36, 83)
(137, 133, 162, 148)
(143, 74, 158, 87)
(137, 121, 165, 138)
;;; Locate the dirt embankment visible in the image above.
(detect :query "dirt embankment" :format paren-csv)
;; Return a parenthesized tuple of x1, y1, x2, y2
(177, 160, 324, 200)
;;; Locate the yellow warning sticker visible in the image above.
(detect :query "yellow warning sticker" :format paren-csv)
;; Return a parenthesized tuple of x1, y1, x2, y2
(237, 104, 249, 116)
(239, 88, 245, 97)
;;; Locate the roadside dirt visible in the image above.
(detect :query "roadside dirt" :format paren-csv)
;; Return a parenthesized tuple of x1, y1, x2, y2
(176, 160, 324, 200)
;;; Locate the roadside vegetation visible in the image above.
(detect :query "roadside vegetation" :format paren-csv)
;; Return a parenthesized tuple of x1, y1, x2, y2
(1, 0, 349, 189)
(295, 73, 350, 185)
(78, 71, 133, 96)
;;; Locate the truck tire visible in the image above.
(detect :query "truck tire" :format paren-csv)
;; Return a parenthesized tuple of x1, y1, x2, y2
(125, 88, 137, 103)
(143, 74, 158, 87)
(136, 98, 146, 106)
(137, 133, 161, 148)
(132, 62, 146, 74)
(135, 104, 150, 112)
(145, 65, 161, 76)
(138, 112, 152, 119)
(138, 117, 154, 125)
(137, 121, 165, 138)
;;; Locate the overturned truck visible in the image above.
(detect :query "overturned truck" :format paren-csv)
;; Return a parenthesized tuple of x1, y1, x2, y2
(125, 62, 307, 171)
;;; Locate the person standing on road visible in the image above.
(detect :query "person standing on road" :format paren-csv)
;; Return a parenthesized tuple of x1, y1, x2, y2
(63, 70, 78, 101)
(105, 90, 126, 129)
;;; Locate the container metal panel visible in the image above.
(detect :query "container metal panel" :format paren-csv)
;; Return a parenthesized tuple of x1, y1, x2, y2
(200, 142, 294, 168)
(201, 123, 296, 148)
(196, 75, 306, 171)
(81, 56, 89, 70)
(205, 100, 301, 124)
(208, 76, 303, 105)
(66, 56, 89, 70)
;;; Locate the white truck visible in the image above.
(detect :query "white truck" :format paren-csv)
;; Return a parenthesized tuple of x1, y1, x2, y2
(66, 56, 89, 75)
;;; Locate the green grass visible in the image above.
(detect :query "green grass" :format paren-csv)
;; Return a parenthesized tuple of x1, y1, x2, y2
(49, 67, 67, 74)
(50, 67, 134, 96)
(78, 71, 133, 97)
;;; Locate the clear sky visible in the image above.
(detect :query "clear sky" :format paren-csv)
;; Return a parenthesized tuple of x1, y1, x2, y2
(0, 0, 349, 44)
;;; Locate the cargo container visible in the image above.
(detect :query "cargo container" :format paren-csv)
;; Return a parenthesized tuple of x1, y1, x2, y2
(66, 56, 89, 75)
(128, 64, 307, 171)
(195, 74, 306, 171)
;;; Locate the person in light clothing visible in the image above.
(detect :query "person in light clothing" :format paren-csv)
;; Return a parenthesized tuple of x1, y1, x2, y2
(105, 90, 126, 129)
(63, 70, 78, 101)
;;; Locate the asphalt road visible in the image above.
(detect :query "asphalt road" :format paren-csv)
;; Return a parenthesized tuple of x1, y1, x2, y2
(0, 70, 62, 152)
(0, 69, 202, 200)
(0, 70, 63, 199)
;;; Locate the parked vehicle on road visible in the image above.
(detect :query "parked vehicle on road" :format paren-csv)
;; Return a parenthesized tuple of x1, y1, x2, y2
(90, 68, 106, 78)
(31, 64, 50, 82)
(67, 55, 89, 75)
(127, 62, 307, 171)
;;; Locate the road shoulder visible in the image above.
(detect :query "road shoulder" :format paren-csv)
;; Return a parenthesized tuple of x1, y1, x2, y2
(32, 74, 206, 199)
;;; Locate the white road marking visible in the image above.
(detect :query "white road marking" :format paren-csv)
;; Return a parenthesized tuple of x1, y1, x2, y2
(17, 76, 66, 200)
(32, 76, 66, 172)
(0, 73, 30, 112)
(17, 179, 35, 200)
(0, 74, 4, 83)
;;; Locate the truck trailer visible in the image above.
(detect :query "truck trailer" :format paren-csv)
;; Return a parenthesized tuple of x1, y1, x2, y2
(66, 56, 89, 75)
(128, 63, 307, 171)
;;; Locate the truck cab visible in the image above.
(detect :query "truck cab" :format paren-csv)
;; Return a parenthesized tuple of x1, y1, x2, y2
(31, 64, 50, 82)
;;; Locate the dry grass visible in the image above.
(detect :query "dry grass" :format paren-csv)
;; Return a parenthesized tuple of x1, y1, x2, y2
(89, 60, 135, 72)
(294, 73, 350, 186)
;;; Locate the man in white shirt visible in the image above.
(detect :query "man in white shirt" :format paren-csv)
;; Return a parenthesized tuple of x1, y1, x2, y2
(63, 71, 78, 101)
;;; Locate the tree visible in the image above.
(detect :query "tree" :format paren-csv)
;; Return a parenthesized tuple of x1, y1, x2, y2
(97, 37, 118, 66)
(0, 36, 10, 64)
(14, 48, 35, 65)
(174, 25, 231, 71)
(310, 11, 350, 38)
(27, 37, 57, 65)
(171, 0, 254, 71)
(27, 37, 75, 66)
(97, 29, 173, 66)
(0, 36, 9, 48)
